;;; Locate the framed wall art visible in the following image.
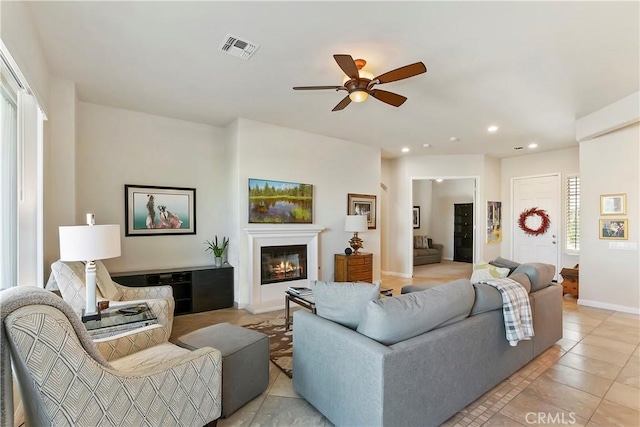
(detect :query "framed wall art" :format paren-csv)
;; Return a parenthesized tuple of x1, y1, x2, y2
(487, 201, 502, 243)
(600, 193, 626, 215)
(413, 206, 421, 229)
(599, 219, 628, 240)
(125, 184, 196, 236)
(347, 193, 377, 229)
(248, 178, 313, 223)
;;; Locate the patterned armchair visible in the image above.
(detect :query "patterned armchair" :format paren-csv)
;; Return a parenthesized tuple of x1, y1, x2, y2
(48, 260, 175, 360)
(1, 286, 221, 427)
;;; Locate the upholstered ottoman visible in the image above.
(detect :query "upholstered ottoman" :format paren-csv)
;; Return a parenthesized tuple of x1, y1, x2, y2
(176, 323, 269, 417)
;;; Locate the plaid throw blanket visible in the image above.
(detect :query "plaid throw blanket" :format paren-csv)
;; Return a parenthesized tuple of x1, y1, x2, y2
(480, 277, 534, 346)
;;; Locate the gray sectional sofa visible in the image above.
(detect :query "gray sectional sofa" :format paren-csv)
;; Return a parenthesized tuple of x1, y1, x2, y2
(293, 262, 562, 427)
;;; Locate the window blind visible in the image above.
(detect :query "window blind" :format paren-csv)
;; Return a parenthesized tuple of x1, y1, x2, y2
(566, 175, 580, 251)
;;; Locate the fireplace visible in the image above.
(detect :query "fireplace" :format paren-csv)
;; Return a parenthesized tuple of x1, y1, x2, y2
(244, 226, 324, 313)
(261, 245, 307, 285)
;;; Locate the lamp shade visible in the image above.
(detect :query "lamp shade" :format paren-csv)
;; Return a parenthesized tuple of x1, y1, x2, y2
(59, 224, 121, 261)
(345, 215, 368, 233)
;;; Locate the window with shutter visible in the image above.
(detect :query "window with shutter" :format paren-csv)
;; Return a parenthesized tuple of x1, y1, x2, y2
(566, 175, 580, 251)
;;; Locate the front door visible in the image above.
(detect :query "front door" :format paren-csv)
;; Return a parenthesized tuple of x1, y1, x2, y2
(512, 175, 560, 279)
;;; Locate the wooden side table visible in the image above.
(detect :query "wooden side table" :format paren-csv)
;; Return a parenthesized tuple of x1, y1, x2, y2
(560, 266, 579, 298)
(334, 252, 373, 283)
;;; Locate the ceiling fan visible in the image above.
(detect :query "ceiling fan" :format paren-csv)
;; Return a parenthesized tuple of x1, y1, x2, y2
(293, 54, 427, 111)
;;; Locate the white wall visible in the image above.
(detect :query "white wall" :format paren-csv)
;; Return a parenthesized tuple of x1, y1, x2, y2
(482, 156, 502, 262)
(0, 0, 50, 113)
(44, 79, 77, 274)
(385, 154, 489, 277)
(430, 179, 474, 260)
(75, 102, 231, 273)
(579, 123, 639, 313)
(500, 147, 580, 269)
(233, 118, 381, 307)
(412, 179, 432, 235)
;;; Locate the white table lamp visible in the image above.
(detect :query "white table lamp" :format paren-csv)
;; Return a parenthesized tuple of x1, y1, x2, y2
(345, 214, 368, 254)
(59, 214, 121, 322)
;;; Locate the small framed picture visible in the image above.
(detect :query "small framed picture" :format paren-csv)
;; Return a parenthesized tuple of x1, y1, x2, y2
(600, 193, 626, 215)
(347, 193, 377, 229)
(125, 184, 196, 236)
(599, 219, 628, 240)
(413, 206, 420, 229)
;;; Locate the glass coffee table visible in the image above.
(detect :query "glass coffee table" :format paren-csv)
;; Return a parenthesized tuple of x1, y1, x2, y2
(84, 302, 157, 339)
(284, 287, 393, 331)
(285, 290, 315, 331)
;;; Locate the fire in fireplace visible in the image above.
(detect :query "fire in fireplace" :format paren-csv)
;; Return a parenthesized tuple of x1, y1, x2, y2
(261, 244, 307, 285)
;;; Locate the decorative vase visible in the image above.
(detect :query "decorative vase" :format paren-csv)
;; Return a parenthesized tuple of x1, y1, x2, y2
(215, 256, 222, 267)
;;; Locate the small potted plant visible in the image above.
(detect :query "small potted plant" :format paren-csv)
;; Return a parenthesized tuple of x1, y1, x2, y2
(205, 235, 229, 267)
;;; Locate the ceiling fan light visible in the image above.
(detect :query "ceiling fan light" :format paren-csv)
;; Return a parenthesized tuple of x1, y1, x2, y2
(349, 90, 369, 103)
(358, 69, 374, 80)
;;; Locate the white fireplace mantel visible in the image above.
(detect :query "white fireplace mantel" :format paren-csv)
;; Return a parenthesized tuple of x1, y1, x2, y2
(244, 226, 324, 313)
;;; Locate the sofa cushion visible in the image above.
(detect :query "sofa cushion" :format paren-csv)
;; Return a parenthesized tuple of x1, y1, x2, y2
(509, 273, 532, 293)
(512, 263, 555, 292)
(310, 280, 381, 329)
(356, 279, 474, 345)
(413, 236, 429, 249)
(470, 263, 510, 284)
(470, 283, 503, 315)
(489, 257, 521, 275)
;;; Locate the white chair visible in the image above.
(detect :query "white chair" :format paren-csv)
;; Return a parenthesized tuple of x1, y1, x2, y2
(48, 260, 175, 360)
(1, 286, 221, 427)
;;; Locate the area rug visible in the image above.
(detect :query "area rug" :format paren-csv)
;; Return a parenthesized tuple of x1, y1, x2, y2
(243, 317, 293, 378)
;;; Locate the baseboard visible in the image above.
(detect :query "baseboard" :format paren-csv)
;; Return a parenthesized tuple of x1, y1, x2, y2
(381, 270, 412, 278)
(578, 298, 640, 315)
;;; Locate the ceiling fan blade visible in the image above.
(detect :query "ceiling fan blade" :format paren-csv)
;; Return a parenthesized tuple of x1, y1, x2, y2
(332, 95, 352, 111)
(373, 62, 427, 85)
(333, 54, 359, 80)
(370, 89, 407, 107)
(293, 86, 343, 90)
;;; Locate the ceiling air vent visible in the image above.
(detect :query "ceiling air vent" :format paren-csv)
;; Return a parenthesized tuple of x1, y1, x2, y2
(218, 34, 259, 60)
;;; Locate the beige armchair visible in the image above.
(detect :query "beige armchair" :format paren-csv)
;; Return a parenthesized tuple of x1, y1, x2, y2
(1, 286, 221, 427)
(48, 260, 175, 360)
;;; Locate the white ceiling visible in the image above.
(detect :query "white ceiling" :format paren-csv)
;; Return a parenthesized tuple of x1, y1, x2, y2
(27, 1, 639, 158)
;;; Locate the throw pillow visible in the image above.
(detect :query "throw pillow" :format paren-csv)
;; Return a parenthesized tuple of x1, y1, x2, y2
(427, 238, 433, 249)
(95, 260, 123, 301)
(310, 280, 381, 329)
(488, 257, 521, 275)
(357, 279, 475, 345)
(470, 263, 510, 284)
(413, 236, 428, 249)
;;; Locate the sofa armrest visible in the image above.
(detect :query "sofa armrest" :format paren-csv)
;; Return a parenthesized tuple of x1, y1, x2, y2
(431, 243, 443, 252)
(293, 310, 392, 426)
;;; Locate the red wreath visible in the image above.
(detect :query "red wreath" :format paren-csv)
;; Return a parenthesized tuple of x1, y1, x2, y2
(518, 207, 551, 236)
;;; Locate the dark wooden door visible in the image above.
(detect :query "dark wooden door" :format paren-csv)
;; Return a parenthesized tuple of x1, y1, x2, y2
(454, 203, 474, 263)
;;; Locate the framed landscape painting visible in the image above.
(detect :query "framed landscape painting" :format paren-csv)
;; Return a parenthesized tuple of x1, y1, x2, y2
(487, 201, 502, 243)
(413, 206, 420, 229)
(348, 193, 377, 229)
(125, 184, 196, 236)
(249, 178, 313, 223)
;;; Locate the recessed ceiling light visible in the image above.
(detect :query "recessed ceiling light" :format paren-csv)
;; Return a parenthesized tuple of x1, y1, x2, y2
(528, 143, 538, 149)
(435, 178, 444, 183)
(422, 143, 431, 148)
(401, 147, 410, 153)
(449, 137, 459, 143)
(487, 125, 499, 133)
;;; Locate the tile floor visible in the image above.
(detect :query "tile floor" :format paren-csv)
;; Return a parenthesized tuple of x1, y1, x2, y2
(171, 276, 640, 426)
